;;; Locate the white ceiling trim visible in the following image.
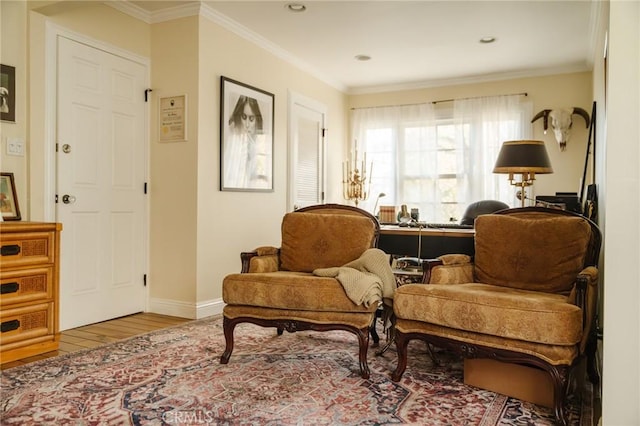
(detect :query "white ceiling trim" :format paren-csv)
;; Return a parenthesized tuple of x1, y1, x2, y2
(106, 1, 201, 24)
(350, 64, 592, 96)
(198, 3, 346, 92)
(148, 2, 202, 24)
(106, 0, 346, 91)
(104, 0, 597, 95)
(587, 0, 607, 66)
(105, 1, 153, 24)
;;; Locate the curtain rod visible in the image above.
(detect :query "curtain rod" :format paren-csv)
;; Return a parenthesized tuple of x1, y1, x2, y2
(350, 92, 528, 110)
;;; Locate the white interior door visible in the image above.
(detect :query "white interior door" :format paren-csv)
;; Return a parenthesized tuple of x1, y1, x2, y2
(56, 36, 147, 330)
(288, 93, 327, 211)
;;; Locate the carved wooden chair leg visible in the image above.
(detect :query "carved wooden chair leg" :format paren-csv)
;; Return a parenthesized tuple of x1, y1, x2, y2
(549, 365, 570, 426)
(220, 316, 236, 364)
(586, 332, 600, 385)
(370, 313, 380, 348)
(356, 326, 371, 379)
(391, 330, 410, 381)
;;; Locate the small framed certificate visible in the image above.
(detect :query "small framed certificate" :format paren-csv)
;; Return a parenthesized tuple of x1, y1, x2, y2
(159, 94, 187, 142)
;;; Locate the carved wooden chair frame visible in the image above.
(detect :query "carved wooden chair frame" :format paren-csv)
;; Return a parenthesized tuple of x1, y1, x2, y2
(220, 204, 381, 379)
(391, 207, 602, 425)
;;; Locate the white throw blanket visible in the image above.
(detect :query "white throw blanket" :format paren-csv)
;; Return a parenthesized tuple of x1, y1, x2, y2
(313, 248, 396, 307)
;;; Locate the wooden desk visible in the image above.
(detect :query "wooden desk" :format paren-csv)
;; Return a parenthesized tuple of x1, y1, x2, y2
(379, 225, 474, 259)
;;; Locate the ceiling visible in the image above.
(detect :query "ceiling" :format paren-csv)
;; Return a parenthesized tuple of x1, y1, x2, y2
(125, 0, 598, 94)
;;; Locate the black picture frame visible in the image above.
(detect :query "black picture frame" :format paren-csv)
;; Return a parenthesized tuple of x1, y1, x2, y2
(1, 64, 16, 123)
(220, 76, 274, 192)
(1, 172, 21, 221)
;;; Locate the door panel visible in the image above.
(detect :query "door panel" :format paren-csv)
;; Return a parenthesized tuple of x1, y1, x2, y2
(289, 95, 326, 211)
(57, 36, 146, 330)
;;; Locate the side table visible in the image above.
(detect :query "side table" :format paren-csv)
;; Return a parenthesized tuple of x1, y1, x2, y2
(376, 267, 425, 356)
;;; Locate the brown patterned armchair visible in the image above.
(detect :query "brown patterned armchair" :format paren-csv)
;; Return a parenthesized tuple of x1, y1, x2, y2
(220, 204, 387, 379)
(391, 207, 601, 425)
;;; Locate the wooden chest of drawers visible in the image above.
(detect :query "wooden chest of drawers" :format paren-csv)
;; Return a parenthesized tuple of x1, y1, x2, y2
(0, 222, 62, 364)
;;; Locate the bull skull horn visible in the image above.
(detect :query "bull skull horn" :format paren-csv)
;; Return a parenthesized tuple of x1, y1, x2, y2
(572, 107, 590, 128)
(531, 109, 552, 133)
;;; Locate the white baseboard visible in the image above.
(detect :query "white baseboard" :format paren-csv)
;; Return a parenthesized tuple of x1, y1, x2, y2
(148, 297, 225, 320)
(195, 298, 225, 319)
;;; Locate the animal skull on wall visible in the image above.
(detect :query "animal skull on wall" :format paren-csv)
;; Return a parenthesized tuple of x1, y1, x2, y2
(531, 107, 590, 151)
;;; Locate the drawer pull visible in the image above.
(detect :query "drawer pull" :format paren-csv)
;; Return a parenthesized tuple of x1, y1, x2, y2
(1, 319, 20, 333)
(0, 282, 19, 294)
(1, 245, 21, 256)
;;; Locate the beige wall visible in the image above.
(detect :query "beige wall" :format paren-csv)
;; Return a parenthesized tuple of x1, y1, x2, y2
(1, 1, 28, 218)
(29, 1, 150, 57)
(192, 15, 348, 305)
(148, 16, 200, 306)
(601, 1, 640, 423)
(348, 72, 593, 203)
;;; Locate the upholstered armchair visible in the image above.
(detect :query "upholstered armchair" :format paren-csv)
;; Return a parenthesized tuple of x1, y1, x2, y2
(391, 207, 601, 425)
(221, 204, 394, 379)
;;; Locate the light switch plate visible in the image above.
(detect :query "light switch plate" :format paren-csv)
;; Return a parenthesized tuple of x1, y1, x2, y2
(6, 137, 25, 156)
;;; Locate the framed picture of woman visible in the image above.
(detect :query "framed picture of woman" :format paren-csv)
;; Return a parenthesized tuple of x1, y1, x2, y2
(220, 76, 274, 192)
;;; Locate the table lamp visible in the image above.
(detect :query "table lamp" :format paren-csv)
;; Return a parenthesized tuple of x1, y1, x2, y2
(493, 140, 553, 207)
(372, 192, 386, 217)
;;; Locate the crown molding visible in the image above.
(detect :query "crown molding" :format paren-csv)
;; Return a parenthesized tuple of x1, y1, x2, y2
(105, 1, 153, 24)
(105, 1, 201, 24)
(105, 1, 345, 91)
(198, 3, 346, 92)
(587, 0, 607, 65)
(347, 63, 592, 96)
(104, 1, 594, 96)
(149, 2, 202, 24)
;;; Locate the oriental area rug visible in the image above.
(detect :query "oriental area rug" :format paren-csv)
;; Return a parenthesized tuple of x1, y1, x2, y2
(1, 315, 593, 425)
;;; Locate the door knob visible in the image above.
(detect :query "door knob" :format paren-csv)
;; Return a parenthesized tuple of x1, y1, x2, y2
(62, 194, 76, 204)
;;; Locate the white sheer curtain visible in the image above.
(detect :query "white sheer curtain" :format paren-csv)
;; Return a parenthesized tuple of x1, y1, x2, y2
(351, 95, 532, 221)
(351, 103, 437, 214)
(453, 94, 533, 208)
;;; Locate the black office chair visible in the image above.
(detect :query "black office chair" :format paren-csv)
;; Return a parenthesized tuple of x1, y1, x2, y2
(460, 200, 510, 225)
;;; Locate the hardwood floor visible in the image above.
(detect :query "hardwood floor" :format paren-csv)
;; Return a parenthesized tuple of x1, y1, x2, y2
(1, 313, 192, 370)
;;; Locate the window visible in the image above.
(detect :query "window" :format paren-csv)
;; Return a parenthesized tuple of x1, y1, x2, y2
(352, 95, 532, 222)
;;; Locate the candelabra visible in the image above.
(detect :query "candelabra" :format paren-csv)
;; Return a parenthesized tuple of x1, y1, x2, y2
(342, 149, 372, 207)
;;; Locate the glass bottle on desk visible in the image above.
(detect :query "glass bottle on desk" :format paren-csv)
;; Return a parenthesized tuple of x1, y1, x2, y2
(397, 204, 412, 224)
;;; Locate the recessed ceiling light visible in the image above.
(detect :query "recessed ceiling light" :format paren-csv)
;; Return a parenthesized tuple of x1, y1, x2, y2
(479, 37, 496, 44)
(286, 3, 306, 12)
(355, 54, 371, 61)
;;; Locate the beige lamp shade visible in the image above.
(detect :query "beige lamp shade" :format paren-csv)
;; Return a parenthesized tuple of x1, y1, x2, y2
(493, 140, 553, 174)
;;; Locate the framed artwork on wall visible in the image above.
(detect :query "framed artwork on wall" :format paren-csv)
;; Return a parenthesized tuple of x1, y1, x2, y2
(1, 172, 21, 221)
(1, 64, 16, 123)
(220, 76, 274, 192)
(158, 94, 187, 142)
